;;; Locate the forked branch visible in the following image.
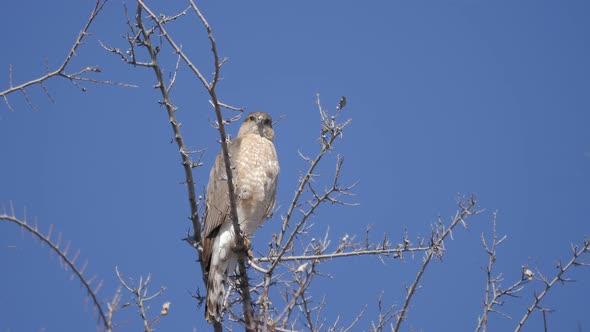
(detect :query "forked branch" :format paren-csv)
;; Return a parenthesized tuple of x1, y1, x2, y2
(514, 239, 590, 332)
(271, 94, 352, 272)
(115, 267, 166, 332)
(131, 1, 203, 264)
(0, 0, 135, 112)
(134, 1, 254, 329)
(393, 195, 481, 331)
(475, 212, 528, 332)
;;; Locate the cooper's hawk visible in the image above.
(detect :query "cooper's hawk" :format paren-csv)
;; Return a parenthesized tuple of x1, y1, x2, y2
(202, 112, 279, 323)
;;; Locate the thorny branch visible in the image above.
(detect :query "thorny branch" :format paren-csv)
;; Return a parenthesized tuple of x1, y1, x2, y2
(0, 0, 135, 112)
(0, 202, 110, 331)
(475, 212, 529, 332)
(253, 197, 480, 331)
(256, 245, 432, 263)
(369, 295, 397, 332)
(104, 3, 357, 329)
(187, 1, 255, 329)
(4, 1, 589, 331)
(119, 1, 205, 274)
(393, 195, 481, 332)
(122, 1, 253, 329)
(106, 287, 122, 331)
(514, 239, 590, 332)
(255, 94, 353, 331)
(273, 94, 352, 266)
(115, 267, 166, 332)
(102, 3, 212, 328)
(273, 262, 316, 326)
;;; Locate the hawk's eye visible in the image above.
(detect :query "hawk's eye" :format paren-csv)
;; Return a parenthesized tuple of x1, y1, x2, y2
(247, 116, 255, 122)
(263, 118, 271, 126)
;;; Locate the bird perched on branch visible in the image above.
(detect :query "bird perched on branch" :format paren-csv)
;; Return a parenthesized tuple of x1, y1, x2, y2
(202, 111, 280, 323)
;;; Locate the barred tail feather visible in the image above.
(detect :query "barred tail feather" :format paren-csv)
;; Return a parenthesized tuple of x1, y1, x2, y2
(205, 224, 237, 323)
(205, 261, 227, 323)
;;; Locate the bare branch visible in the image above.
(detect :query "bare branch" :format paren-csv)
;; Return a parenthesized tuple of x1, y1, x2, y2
(133, 1, 255, 328)
(475, 212, 528, 332)
(191, 0, 256, 328)
(341, 305, 367, 332)
(115, 267, 166, 332)
(393, 195, 481, 331)
(369, 294, 397, 332)
(0, 0, 133, 110)
(514, 239, 590, 332)
(273, 264, 315, 325)
(132, 1, 203, 256)
(257, 246, 431, 263)
(219, 101, 245, 112)
(0, 205, 110, 331)
(272, 94, 352, 272)
(106, 287, 122, 330)
(255, 95, 354, 330)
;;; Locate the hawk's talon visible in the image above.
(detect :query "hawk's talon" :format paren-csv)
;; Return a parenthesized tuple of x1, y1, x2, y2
(242, 236, 255, 260)
(243, 236, 252, 251)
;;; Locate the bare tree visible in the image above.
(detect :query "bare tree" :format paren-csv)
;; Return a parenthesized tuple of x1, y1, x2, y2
(1, 1, 589, 332)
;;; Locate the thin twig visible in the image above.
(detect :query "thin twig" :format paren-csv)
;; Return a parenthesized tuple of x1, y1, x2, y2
(274, 265, 315, 325)
(369, 294, 397, 332)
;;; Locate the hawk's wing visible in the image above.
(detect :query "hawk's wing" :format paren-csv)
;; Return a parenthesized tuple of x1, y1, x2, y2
(263, 166, 278, 220)
(201, 138, 242, 269)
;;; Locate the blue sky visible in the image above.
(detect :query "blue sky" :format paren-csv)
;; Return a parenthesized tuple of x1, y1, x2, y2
(1, 0, 589, 331)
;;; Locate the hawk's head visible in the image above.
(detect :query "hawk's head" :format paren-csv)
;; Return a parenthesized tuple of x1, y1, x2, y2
(237, 111, 275, 141)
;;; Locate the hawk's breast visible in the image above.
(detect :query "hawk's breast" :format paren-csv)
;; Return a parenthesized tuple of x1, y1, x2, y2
(234, 134, 279, 235)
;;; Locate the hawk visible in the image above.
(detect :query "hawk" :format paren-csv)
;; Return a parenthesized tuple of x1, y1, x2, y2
(202, 112, 280, 323)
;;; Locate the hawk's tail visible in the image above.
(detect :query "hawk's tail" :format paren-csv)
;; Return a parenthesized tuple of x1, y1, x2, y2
(205, 260, 227, 323)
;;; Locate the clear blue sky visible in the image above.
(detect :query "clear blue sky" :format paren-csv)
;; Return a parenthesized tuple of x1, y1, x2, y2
(1, 1, 589, 331)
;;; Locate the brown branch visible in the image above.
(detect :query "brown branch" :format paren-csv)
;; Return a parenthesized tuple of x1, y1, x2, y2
(136, 0, 210, 89)
(133, 1, 202, 259)
(0, 203, 110, 331)
(189, 1, 255, 329)
(514, 239, 590, 332)
(135, 1, 255, 329)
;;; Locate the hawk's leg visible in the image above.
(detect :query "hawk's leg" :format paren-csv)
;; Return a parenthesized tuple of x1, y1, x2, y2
(244, 236, 255, 260)
(232, 233, 254, 260)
